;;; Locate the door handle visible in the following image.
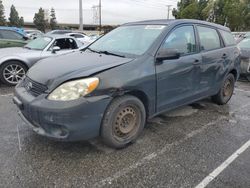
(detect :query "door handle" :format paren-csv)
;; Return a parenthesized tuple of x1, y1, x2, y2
(222, 54, 228, 59)
(193, 59, 200, 65)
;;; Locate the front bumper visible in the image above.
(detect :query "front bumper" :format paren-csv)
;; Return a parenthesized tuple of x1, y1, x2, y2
(14, 87, 112, 141)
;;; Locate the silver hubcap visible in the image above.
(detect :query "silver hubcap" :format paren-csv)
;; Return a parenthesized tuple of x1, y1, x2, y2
(3, 64, 26, 84)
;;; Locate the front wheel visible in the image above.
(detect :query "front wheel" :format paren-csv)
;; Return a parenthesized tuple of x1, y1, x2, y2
(101, 95, 146, 149)
(246, 75, 250, 82)
(0, 61, 27, 86)
(212, 73, 235, 105)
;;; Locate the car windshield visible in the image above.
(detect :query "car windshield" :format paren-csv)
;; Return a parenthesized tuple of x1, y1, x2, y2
(238, 38, 250, 48)
(24, 36, 52, 50)
(88, 25, 167, 56)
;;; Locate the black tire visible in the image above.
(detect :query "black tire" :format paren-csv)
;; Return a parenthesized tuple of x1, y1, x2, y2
(247, 75, 250, 82)
(0, 61, 27, 86)
(101, 95, 146, 149)
(212, 73, 235, 105)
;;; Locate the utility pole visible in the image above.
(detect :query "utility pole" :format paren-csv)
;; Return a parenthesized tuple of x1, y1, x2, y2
(99, 0, 102, 33)
(79, 0, 83, 31)
(92, 5, 99, 24)
(166, 5, 172, 20)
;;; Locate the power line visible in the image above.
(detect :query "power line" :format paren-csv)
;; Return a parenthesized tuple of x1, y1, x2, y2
(122, 0, 177, 11)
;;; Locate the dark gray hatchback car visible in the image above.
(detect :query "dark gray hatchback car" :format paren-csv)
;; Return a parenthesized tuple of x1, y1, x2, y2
(14, 19, 241, 148)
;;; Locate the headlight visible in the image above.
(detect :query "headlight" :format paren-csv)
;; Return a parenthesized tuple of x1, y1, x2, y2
(48, 77, 99, 101)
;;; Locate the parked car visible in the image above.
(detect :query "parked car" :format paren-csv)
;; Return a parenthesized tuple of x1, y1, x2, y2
(25, 29, 44, 40)
(232, 32, 250, 43)
(238, 37, 250, 81)
(0, 27, 29, 48)
(65, 32, 93, 45)
(0, 26, 27, 36)
(0, 34, 83, 85)
(47, 30, 76, 35)
(89, 34, 102, 41)
(14, 19, 240, 149)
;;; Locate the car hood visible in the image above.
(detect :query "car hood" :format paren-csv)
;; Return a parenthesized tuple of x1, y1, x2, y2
(0, 47, 31, 57)
(27, 51, 134, 89)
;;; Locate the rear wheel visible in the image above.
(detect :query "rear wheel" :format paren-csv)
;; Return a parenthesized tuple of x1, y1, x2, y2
(0, 61, 27, 86)
(212, 73, 235, 105)
(101, 95, 146, 149)
(246, 75, 250, 82)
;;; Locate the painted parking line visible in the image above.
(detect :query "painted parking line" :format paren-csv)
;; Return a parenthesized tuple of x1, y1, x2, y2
(94, 103, 250, 187)
(0, 93, 13, 97)
(235, 88, 250, 93)
(94, 116, 228, 188)
(195, 139, 250, 188)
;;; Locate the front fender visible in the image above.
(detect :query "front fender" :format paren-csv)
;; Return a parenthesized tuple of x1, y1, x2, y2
(0, 55, 30, 68)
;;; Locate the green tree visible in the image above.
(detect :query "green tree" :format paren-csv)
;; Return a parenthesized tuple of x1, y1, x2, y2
(180, 1, 199, 19)
(50, 8, 58, 30)
(19, 16, 24, 27)
(33, 8, 48, 32)
(0, 0, 6, 25)
(241, 0, 250, 30)
(9, 5, 20, 27)
(172, 0, 196, 19)
(172, 0, 250, 31)
(198, 0, 209, 20)
(172, 0, 208, 20)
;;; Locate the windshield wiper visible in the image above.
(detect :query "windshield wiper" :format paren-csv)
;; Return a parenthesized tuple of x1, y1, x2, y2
(86, 48, 125, 58)
(99, 50, 125, 58)
(86, 47, 100, 54)
(23, 46, 31, 50)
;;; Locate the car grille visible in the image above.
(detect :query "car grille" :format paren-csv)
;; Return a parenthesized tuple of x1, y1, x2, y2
(22, 77, 48, 97)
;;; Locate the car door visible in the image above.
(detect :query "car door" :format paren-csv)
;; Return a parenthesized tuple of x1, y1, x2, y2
(156, 25, 202, 112)
(196, 25, 226, 95)
(0, 30, 27, 48)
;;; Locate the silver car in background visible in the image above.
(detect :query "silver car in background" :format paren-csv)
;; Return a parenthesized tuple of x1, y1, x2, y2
(0, 34, 83, 85)
(25, 29, 44, 40)
(65, 32, 94, 45)
(238, 37, 250, 81)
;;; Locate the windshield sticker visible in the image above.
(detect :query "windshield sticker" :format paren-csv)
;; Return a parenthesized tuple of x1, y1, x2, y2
(145, 25, 166, 30)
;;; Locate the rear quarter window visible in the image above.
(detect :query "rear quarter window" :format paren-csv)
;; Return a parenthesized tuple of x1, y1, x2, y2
(197, 26, 221, 51)
(219, 30, 236, 46)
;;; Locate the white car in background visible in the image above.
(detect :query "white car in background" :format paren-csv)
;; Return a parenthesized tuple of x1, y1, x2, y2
(65, 33, 94, 45)
(25, 29, 44, 39)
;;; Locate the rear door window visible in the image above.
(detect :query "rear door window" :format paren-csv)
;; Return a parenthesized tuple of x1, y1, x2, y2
(163, 25, 197, 55)
(219, 30, 236, 46)
(0, 30, 24, 40)
(197, 26, 221, 51)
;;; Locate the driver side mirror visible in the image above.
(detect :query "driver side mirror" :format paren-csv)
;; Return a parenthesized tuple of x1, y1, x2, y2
(52, 46, 61, 53)
(156, 48, 181, 61)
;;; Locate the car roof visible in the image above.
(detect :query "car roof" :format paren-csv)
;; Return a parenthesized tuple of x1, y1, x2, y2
(44, 34, 76, 39)
(66, 32, 86, 35)
(0, 26, 26, 35)
(123, 19, 230, 32)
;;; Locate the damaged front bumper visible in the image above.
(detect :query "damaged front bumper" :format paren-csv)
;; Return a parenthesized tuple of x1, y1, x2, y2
(13, 87, 112, 141)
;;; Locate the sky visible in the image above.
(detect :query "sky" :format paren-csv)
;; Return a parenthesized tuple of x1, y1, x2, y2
(2, 0, 178, 25)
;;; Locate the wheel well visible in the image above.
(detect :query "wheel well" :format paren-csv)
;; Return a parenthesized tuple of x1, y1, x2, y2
(126, 90, 149, 117)
(229, 69, 238, 80)
(1, 60, 29, 70)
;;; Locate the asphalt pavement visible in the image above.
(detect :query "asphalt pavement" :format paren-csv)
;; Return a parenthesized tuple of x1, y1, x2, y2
(0, 81, 250, 188)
